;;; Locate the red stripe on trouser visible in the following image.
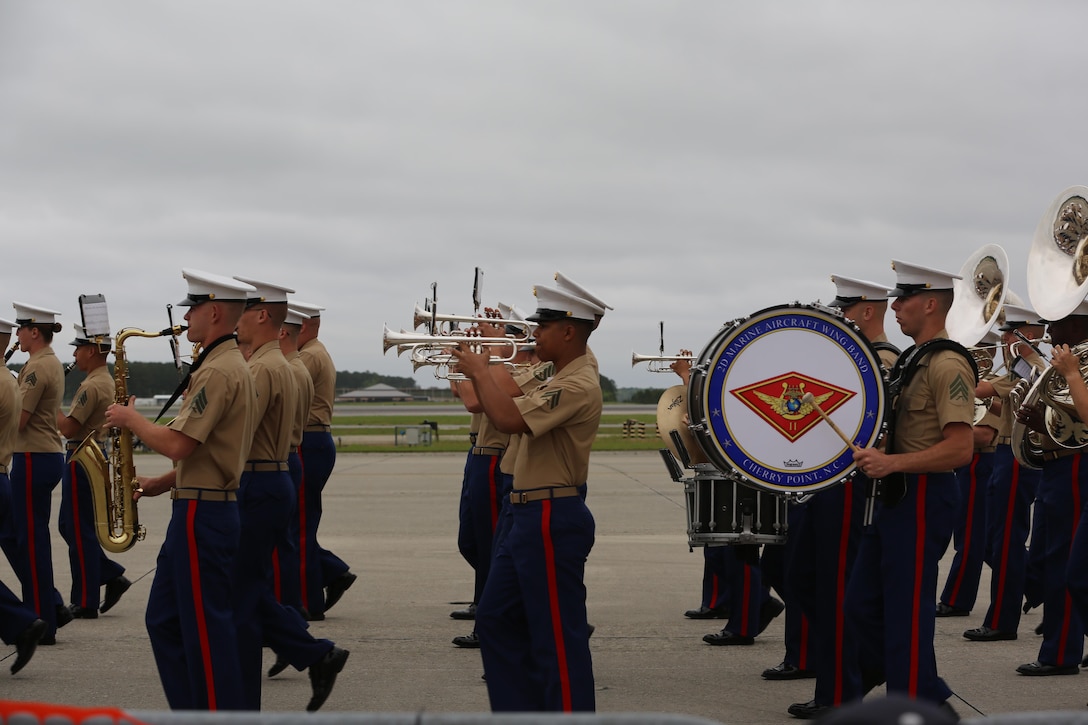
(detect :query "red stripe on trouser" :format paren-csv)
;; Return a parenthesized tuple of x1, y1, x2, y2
(1058, 457, 1083, 665)
(24, 453, 41, 614)
(488, 456, 500, 530)
(186, 501, 217, 710)
(541, 501, 573, 711)
(909, 474, 928, 697)
(272, 547, 282, 599)
(833, 482, 853, 704)
(710, 574, 720, 608)
(989, 461, 1020, 629)
(947, 454, 979, 603)
(70, 460, 88, 606)
(798, 614, 809, 669)
(298, 447, 310, 610)
(741, 564, 752, 632)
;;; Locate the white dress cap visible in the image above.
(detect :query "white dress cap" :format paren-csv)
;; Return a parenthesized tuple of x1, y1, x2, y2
(554, 271, 613, 312)
(12, 302, 61, 327)
(828, 275, 892, 309)
(178, 269, 257, 307)
(0, 317, 16, 336)
(291, 300, 325, 319)
(527, 285, 605, 323)
(284, 307, 310, 327)
(233, 276, 294, 305)
(998, 302, 1044, 330)
(888, 260, 961, 297)
(70, 323, 112, 349)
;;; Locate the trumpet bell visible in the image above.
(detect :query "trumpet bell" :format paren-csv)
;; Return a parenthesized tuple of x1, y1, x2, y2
(1028, 185, 1088, 321)
(947, 244, 1008, 347)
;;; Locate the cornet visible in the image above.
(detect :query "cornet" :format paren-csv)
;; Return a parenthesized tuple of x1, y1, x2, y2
(631, 352, 695, 373)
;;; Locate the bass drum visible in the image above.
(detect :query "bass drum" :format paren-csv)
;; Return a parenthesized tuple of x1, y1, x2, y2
(688, 304, 887, 495)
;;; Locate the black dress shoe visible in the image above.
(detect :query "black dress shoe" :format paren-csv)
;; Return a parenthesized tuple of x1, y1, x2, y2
(55, 603, 73, 628)
(268, 654, 290, 678)
(684, 605, 729, 619)
(101, 575, 132, 614)
(1035, 621, 1044, 635)
(703, 629, 754, 646)
(323, 571, 357, 612)
(963, 626, 1016, 641)
(1016, 660, 1079, 676)
(762, 661, 817, 680)
(935, 602, 970, 617)
(758, 596, 785, 634)
(452, 631, 480, 648)
(68, 604, 98, 620)
(11, 619, 45, 675)
(450, 603, 477, 620)
(302, 608, 325, 622)
(787, 699, 831, 719)
(38, 633, 56, 646)
(307, 646, 349, 711)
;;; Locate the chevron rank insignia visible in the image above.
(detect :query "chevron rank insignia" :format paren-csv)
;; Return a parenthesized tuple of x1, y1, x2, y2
(949, 375, 972, 403)
(25, 372, 37, 387)
(189, 386, 209, 415)
(77, 391, 88, 407)
(541, 389, 562, 410)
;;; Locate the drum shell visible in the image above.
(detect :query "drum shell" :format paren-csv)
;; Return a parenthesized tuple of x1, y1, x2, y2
(684, 465, 788, 546)
(688, 304, 886, 495)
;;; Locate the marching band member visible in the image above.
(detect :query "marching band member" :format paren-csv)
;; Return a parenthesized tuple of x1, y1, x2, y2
(1013, 299, 1088, 676)
(962, 302, 1044, 641)
(846, 261, 975, 717)
(292, 301, 356, 620)
(105, 269, 257, 710)
(56, 324, 131, 619)
(451, 283, 604, 712)
(10, 302, 67, 644)
(231, 277, 348, 711)
(788, 275, 900, 719)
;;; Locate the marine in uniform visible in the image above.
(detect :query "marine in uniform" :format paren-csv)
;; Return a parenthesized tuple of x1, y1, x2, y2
(56, 324, 131, 618)
(230, 277, 348, 712)
(846, 261, 975, 715)
(788, 275, 901, 719)
(451, 283, 603, 712)
(0, 315, 46, 674)
(10, 302, 67, 644)
(292, 300, 356, 620)
(105, 269, 258, 710)
(962, 302, 1044, 641)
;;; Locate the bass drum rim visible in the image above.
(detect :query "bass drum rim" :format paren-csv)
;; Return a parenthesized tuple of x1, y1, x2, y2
(687, 303, 886, 495)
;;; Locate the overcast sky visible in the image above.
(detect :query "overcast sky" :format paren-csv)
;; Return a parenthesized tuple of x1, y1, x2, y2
(3, 1, 1087, 389)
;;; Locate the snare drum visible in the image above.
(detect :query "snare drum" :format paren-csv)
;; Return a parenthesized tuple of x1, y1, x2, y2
(688, 304, 886, 495)
(685, 464, 789, 546)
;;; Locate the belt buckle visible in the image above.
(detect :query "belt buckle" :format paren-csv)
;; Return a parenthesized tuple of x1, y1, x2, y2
(512, 491, 528, 504)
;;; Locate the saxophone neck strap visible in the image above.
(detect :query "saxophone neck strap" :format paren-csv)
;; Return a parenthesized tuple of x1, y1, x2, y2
(152, 334, 236, 423)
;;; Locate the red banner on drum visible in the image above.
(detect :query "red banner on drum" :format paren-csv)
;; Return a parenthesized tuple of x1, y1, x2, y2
(731, 372, 856, 443)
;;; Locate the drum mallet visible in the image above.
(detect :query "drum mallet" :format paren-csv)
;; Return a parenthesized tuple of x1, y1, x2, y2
(801, 392, 860, 453)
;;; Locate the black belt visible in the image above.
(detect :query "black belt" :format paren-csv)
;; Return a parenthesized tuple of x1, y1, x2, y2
(510, 486, 580, 504)
(170, 488, 237, 502)
(471, 446, 505, 456)
(244, 461, 289, 472)
(305, 424, 331, 432)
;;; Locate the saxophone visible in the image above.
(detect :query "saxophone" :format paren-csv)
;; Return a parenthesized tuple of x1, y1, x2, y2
(73, 325, 185, 553)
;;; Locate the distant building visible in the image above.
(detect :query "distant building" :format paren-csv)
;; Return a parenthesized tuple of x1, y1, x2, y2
(337, 383, 416, 403)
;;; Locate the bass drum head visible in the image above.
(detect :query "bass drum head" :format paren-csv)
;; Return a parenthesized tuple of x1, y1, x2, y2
(656, 384, 708, 465)
(688, 304, 886, 494)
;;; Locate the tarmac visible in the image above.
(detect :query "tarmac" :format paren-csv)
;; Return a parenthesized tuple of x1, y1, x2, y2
(1, 450, 1086, 723)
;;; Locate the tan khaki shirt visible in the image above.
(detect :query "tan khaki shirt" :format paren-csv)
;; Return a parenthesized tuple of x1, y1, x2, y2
(287, 353, 314, 448)
(17, 347, 63, 453)
(892, 332, 975, 456)
(476, 414, 510, 451)
(501, 361, 555, 476)
(511, 354, 601, 489)
(0, 372, 21, 467)
(991, 373, 1016, 438)
(66, 365, 114, 443)
(169, 339, 257, 491)
(300, 338, 335, 427)
(247, 341, 299, 462)
(871, 333, 900, 372)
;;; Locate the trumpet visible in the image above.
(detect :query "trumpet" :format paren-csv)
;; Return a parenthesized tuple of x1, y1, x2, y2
(411, 304, 533, 341)
(631, 352, 695, 373)
(382, 324, 522, 357)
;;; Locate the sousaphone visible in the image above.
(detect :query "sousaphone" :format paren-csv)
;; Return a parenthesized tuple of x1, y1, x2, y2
(1028, 185, 1088, 321)
(946, 244, 1008, 348)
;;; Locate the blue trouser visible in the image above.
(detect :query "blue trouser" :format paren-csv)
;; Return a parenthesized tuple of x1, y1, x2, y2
(147, 498, 244, 710)
(940, 451, 994, 611)
(273, 450, 304, 610)
(477, 495, 596, 712)
(699, 546, 730, 611)
(458, 452, 504, 605)
(843, 472, 958, 705)
(58, 451, 125, 610)
(762, 502, 814, 670)
(0, 576, 37, 645)
(298, 430, 337, 617)
(717, 544, 769, 638)
(10, 451, 64, 638)
(1034, 453, 1088, 667)
(791, 477, 866, 706)
(236, 469, 332, 708)
(979, 445, 1039, 633)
